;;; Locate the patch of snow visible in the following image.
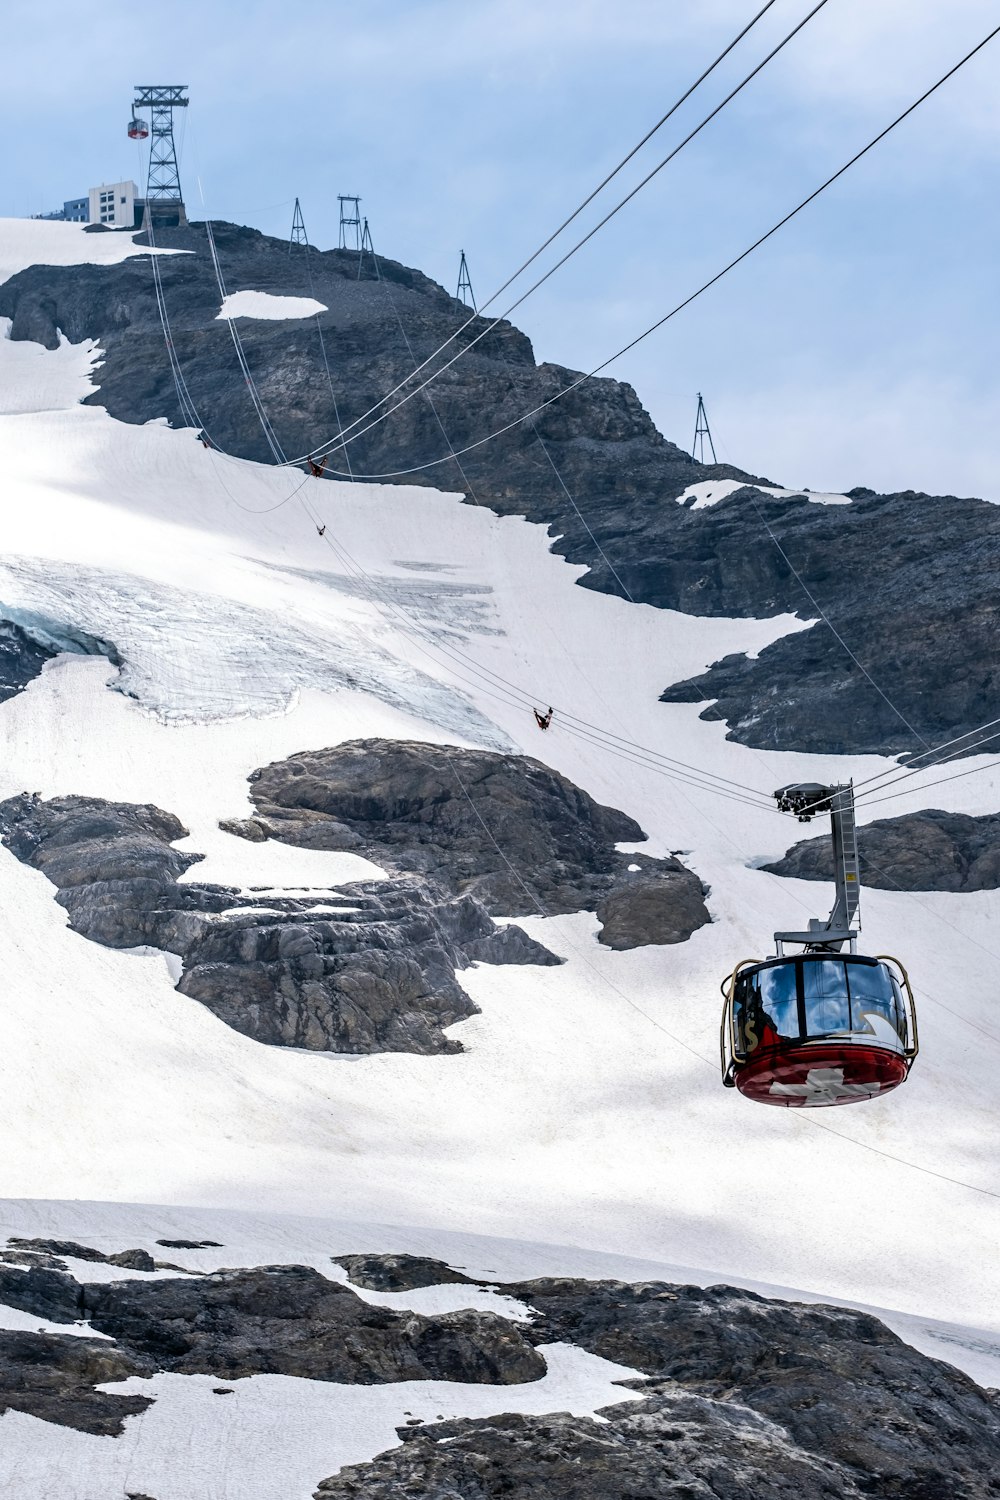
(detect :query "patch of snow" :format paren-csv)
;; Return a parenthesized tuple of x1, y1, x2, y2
(0, 1303, 112, 1340)
(217, 290, 328, 321)
(757, 484, 851, 506)
(176, 827, 386, 893)
(675, 478, 852, 510)
(325, 1262, 533, 1323)
(674, 478, 747, 508)
(0, 218, 177, 288)
(0, 321, 103, 415)
(0, 1343, 642, 1500)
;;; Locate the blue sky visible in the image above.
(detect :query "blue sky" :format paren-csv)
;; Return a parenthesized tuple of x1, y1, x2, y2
(3, 0, 998, 499)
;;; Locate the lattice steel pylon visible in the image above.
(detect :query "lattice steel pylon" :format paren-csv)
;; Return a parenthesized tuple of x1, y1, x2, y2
(358, 217, 375, 276)
(289, 198, 309, 252)
(456, 250, 476, 310)
(338, 195, 361, 251)
(692, 391, 717, 464)
(132, 85, 189, 227)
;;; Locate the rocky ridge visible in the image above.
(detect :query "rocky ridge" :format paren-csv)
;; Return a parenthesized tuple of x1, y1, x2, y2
(1, 222, 996, 756)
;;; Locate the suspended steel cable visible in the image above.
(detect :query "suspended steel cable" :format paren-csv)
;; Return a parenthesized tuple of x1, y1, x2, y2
(185, 211, 785, 811)
(264, 1, 782, 471)
(297, 486, 780, 813)
(740, 488, 931, 751)
(856, 754, 1000, 812)
(852, 716, 1000, 796)
(304, 21, 1000, 484)
(295, 0, 833, 469)
(854, 732, 1000, 807)
(291, 232, 355, 481)
(142, 32, 1000, 812)
(204, 217, 287, 464)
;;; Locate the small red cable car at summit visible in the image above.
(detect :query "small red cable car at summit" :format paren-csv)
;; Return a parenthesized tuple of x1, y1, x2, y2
(721, 783, 918, 1108)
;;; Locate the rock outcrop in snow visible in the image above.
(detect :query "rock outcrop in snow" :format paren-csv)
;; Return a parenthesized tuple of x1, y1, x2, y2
(316, 1273, 1000, 1499)
(0, 791, 558, 1054)
(233, 738, 710, 945)
(763, 808, 1000, 892)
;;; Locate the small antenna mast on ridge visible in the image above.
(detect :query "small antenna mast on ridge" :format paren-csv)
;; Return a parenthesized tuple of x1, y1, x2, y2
(457, 250, 476, 310)
(692, 392, 717, 464)
(289, 198, 308, 252)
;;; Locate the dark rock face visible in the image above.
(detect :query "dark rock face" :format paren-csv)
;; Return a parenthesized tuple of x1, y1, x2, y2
(0, 620, 56, 700)
(336, 1254, 474, 1292)
(0, 1263, 85, 1323)
(1, 221, 995, 757)
(5, 1237, 156, 1272)
(763, 808, 1000, 892)
(498, 1278, 1000, 1498)
(155, 1238, 223, 1250)
(0, 1331, 152, 1436)
(0, 790, 557, 1055)
(80, 1265, 545, 1385)
(315, 1400, 862, 1500)
(241, 738, 710, 943)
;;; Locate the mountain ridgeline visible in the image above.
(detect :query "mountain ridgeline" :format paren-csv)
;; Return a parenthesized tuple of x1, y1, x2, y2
(1, 219, 996, 758)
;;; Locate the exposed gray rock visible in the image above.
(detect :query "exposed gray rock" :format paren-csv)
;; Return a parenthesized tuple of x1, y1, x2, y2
(1, 222, 995, 757)
(498, 1278, 1000, 1497)
(594, 855, 712, 950)
(336, 1254, 474, 1292)
(315, 1398, 863, 1499)
(0, 1263, 84, 1323)
(762, 808, 1000, 892)
(0, 791, 557, 1055)
(0, 1331, 152, 1436)
(155, 1238, 223, 1250)
(81, 1265, 545, 1385)
(243, 739, 710, 945)
(6, 1237, 155, 1272)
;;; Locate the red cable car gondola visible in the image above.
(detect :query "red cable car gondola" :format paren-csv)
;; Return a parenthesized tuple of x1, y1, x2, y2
(721, 952, 917, 1106)
(127, 116, 148, 140)
(720, 782, 919, 1107)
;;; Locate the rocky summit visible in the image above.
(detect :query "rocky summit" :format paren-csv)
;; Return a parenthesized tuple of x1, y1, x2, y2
(1, 221, 996, 756)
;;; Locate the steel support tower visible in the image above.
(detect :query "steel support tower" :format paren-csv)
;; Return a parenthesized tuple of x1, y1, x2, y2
(358, 217, 375, 275)
(692, 392, 717, 464)
(132, 85, 189, 227)
(456, 250, 476, 310)
(289, 198, 309, 252)
(338, 195, 361, 251)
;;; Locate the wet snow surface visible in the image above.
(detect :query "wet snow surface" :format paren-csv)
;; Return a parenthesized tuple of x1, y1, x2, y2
(1, 220, 999, 1497)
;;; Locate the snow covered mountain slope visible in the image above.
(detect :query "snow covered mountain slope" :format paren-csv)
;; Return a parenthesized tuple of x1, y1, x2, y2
(1, 221, 998, 1493)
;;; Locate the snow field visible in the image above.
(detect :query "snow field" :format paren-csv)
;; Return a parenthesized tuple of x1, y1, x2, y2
(0, 1344, 645, 1500)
